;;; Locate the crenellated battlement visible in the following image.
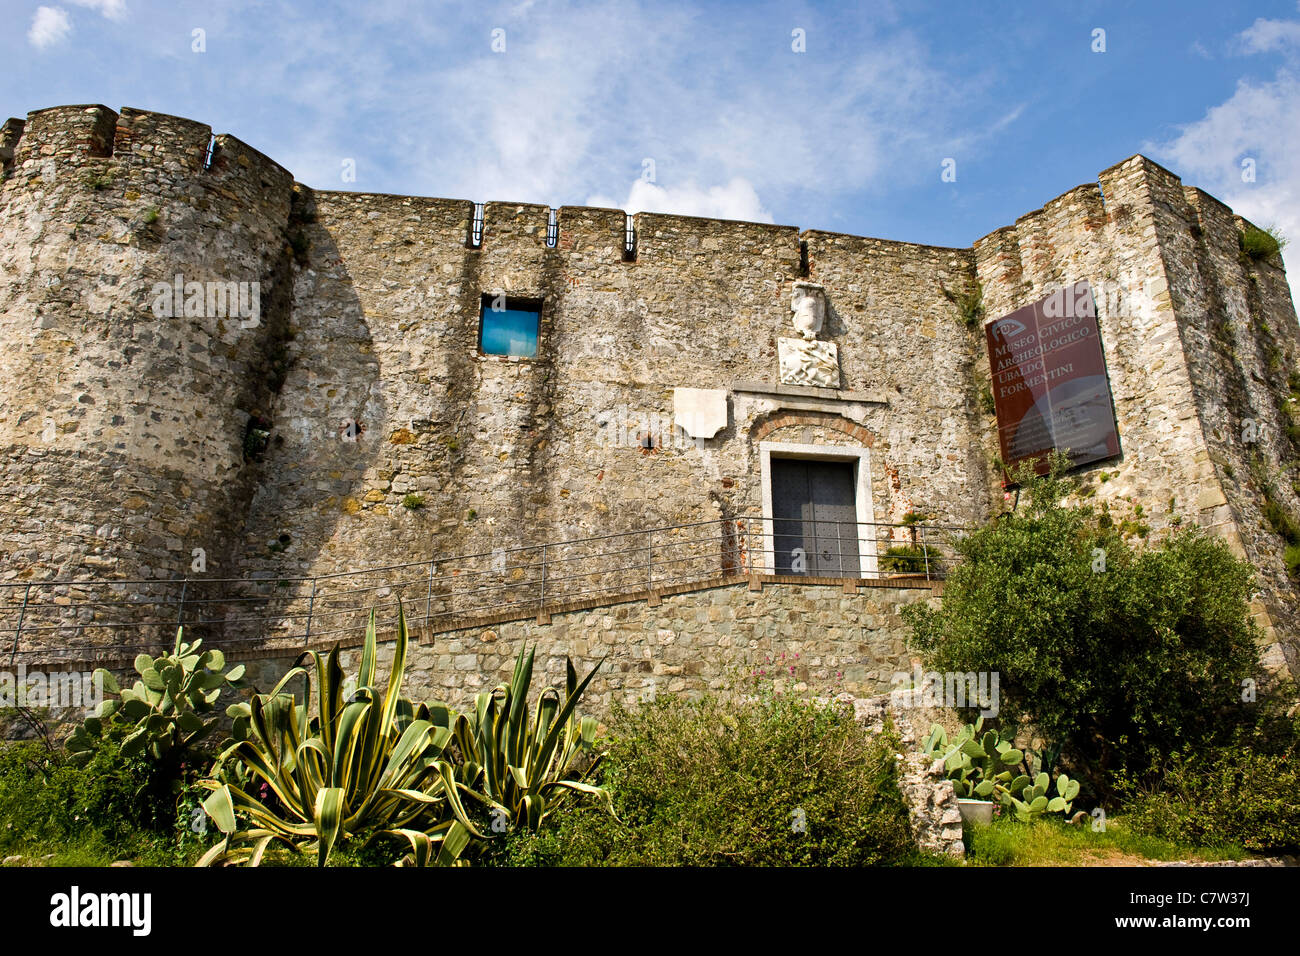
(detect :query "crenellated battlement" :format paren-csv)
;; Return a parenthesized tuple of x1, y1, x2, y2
(2, 104, 294, 205)
(0, 103, 1290, 288)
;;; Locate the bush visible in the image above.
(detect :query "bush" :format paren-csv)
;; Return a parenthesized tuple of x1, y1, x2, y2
(1285, 542, 1300, 578)
(904, 460, 1261, 797)
(0, 721, 175, 855)
(1120, 728, 1300, 853)
(1240, 224, 1288, 262)
(486, 691, 919, 866)
(879, 545, 930, 574)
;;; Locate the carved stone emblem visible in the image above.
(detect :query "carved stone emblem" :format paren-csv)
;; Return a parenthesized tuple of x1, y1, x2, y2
(778, 283, 840, 388)
(790, 281, 826, 340)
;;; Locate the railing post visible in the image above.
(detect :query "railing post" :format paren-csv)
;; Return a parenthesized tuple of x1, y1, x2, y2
(176, 578, 188, 630)
(9, 583, 31, 670)
(738, 515, 748, 574)
(736, 517, 746, 574)
(424, 558, 435, 638)
(537, 545, 550, 625)
(646, 529, 660, 606)
(304, 577, 317, 642)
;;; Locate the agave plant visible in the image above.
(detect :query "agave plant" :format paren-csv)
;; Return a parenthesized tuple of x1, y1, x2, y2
(449, 643, 611, 834)
(198, 604, 478, 867)
(67, 627, 245, 766)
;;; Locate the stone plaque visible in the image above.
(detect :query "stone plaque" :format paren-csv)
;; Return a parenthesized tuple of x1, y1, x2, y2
(778, 338, 840, 388)
(673, 387, 728, 439)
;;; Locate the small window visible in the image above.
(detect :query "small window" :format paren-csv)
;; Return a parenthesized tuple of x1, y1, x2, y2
(479, 295, 541, 358)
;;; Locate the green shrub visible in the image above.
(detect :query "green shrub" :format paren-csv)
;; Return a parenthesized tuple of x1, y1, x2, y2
(67, 628, 245, 769)
(0, 722, 175, 855)
(1263, 495, 1300, 544)
(201, 606, 475, 867)
(1285, 542, 1300, 578)
(487, 691, 918, 866)
(878, 544, 930, 574)
(942, 280, 985, 330)
(1240, 224, 1288, 262)
(904, 458, 1261, 797)
(1120, 730, 1300, 853)
(447, 643, 609, 839)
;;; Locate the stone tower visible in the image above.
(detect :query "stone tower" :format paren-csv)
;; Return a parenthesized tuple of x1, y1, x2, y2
(0, 105, 296, 602)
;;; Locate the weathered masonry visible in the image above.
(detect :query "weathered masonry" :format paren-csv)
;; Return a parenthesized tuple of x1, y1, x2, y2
(1, 104, 1298, 700)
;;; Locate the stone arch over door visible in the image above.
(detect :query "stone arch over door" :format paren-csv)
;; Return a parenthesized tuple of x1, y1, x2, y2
(752, 409, 877, 447)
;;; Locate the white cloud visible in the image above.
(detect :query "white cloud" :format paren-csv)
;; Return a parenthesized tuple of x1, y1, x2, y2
(39, 0, 1018, 237)
(374, 2, 1014, 223)
(28, 7, 71, 48)
(587, 177, 773, 222)
(68, 0, 127, 19)
(1236, 15, 1300, 55)
(1151, 12, 1300, 291)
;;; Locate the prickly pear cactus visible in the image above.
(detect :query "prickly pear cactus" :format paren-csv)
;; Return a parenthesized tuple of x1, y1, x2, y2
(923, 720, 1079, 820)
(66, 628, 245, 766)
(1005, 771, 1080, 820)
(922, 719, 1024, 801)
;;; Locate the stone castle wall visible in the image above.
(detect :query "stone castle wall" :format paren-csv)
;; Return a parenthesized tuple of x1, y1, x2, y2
(235, 576, 934, 714)
(0, 103, 1297, 674)
(240, 192, 985, 591)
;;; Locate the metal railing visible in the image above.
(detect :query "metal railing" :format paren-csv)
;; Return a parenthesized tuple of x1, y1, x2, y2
(0, 517, 969, 667)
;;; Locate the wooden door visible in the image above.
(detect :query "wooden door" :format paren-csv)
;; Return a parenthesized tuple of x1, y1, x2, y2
(771, 458, 860, 575)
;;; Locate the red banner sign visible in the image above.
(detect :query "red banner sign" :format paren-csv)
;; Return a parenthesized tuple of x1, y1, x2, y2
(985, 280, 1121, 476)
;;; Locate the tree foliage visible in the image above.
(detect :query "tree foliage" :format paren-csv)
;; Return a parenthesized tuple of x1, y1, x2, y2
(904, 461, 1262, 793)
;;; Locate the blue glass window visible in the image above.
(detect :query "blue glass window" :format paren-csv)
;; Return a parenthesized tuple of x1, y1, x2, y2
(480, 298, 540, 358)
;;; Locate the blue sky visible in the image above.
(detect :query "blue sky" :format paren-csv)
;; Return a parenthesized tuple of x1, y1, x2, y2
(4, 0, 1300, 285)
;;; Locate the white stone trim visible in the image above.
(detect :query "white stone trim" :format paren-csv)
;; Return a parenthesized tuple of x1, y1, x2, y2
(758, 440, 879, 579)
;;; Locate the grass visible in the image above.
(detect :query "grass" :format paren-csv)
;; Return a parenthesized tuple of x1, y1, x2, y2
(963, 816, 1246, 867)
(1241, 224, 1288, 262)
(0, 830, 204, 868)
(941, 280, 985, 330)
(0, 818, 1252, 868)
